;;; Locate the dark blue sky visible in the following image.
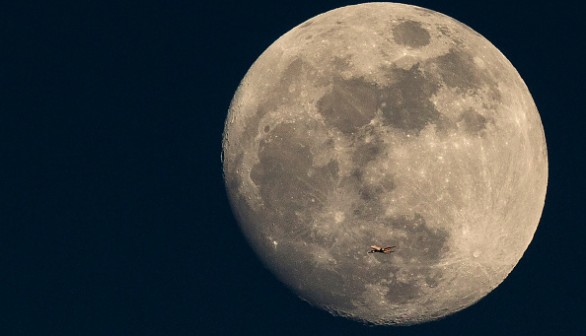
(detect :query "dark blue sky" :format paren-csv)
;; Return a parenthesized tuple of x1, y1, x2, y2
(1, 0, 584, 335)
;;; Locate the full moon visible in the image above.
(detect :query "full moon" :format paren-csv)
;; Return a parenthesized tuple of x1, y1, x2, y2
(222, 3, 547, 325)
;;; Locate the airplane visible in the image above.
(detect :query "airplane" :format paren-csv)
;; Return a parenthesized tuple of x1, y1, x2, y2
(368, 245, 396, 254)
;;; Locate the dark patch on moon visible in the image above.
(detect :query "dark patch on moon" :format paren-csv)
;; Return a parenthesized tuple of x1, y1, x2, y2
(351, 126, 385, 164)
(316, 56, 496, 136)
(250, 122, 338, 237)
(433, 49, 487, 91)
(393, 20, 431, 48)
(381, 214, 449, 304)
(316, 53, 501, 137)
(280, 58, 304, 94)
(380, 64, 446, 134)
(342, 161, 397, 224)
(358, 184, 384, 202)
(352, 141, 382, 164)
(253, 58, 305, 114)
(318, 64, 448, 135)
(317, 77, 379, 134)
(331, 56, 353, 73)
(389, 213, 449, 261)
(457, 109, 488, 135)
(425, 269, 443, 288)
(282, 253, 366, 315)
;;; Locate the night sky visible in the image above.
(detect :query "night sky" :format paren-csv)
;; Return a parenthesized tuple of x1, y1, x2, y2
(1, 1, 584, 335)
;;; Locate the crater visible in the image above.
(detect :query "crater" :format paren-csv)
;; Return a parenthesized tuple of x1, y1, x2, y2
(393, 20, 431, 48)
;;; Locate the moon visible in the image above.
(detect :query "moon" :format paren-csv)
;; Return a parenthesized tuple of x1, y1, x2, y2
(222, 3, 547, 325)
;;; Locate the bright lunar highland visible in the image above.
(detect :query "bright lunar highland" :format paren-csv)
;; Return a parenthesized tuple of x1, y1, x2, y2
(222, 3, 547, 325)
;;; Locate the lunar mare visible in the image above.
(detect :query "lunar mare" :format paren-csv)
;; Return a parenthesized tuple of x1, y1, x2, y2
(223, 3, 547, 325)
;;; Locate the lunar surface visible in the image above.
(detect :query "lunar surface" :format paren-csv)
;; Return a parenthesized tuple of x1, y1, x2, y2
(222, 3, 547, 325)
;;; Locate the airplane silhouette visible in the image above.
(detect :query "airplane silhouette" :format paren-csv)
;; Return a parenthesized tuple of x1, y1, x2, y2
(368, 245, 396, 254)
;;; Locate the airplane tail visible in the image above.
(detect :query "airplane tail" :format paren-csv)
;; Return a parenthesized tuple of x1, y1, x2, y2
(383, 246, 396, 253)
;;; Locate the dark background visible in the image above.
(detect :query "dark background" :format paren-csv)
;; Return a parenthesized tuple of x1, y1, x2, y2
(1, 0, 584, 335)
